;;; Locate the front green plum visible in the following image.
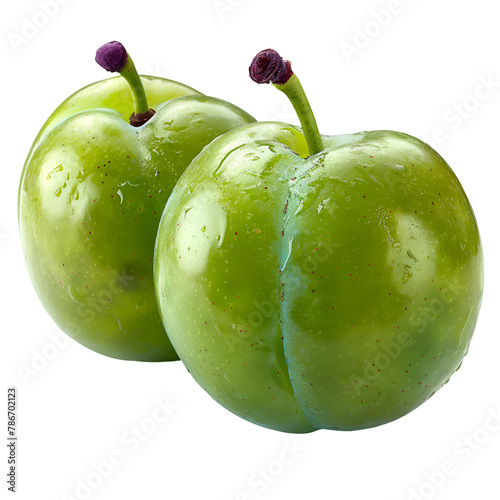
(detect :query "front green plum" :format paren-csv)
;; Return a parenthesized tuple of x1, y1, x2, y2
(154, 51, 483, 431)
(18, 44, 255, 361)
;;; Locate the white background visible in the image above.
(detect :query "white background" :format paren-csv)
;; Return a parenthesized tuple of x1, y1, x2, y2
(2, 0, 500, 499)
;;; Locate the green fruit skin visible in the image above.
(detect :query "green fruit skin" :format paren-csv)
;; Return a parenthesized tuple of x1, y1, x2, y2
(154, 122, 483, 432)
(19, 76, 255, 361)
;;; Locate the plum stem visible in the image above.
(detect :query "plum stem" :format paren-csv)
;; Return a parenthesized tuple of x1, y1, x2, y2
(95, 41, 155, 127)
(249, 49, 324, 156)
(120, 57, 150, 115)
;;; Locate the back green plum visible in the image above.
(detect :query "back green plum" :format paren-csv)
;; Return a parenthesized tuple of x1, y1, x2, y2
(19, 49, 255, 362)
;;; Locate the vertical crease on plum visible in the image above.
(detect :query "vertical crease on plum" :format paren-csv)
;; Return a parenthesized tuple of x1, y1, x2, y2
(278, 167, 318, 431)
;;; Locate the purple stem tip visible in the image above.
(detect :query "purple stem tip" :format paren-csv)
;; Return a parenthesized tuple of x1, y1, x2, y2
(95, 41, 128, 73)
(249, 49, 293, 85)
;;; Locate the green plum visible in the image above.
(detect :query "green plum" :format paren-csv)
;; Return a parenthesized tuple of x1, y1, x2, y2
(18, 41, 255, 361)
(154, 49, 483, 432)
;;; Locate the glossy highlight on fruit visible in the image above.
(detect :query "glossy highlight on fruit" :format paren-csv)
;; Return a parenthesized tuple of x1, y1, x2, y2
(154, 49, 483, 431)
(18, 42, 255, 361)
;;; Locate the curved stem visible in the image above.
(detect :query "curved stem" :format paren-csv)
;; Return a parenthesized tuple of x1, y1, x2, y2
(274, 74, 323, 156)
(120, 55, 150, 115)
(249, 49, 324, 157)
(95, 41, 155, 126)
